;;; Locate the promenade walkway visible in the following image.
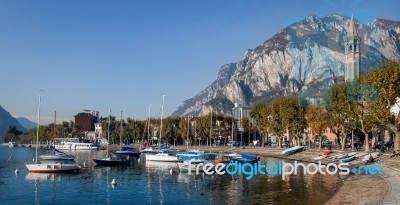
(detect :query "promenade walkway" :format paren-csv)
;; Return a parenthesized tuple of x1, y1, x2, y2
(382, 157, 400, 205)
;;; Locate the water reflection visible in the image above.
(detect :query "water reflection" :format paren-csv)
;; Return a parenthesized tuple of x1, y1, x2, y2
(0, 147, 342, 205)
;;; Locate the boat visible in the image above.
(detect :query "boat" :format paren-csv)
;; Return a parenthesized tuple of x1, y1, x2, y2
(8, 141, 17, 148)
(145, 151, 179, 162)
(354, 152, 368, 158)
(54, 138, 99, 150)
(340, 156, 356, 163)
(39, 149, 75, 160)
(26, 92, 81, 173)
(361, 152, 380, 162)
(319, 150, 333, 156)
(281, 146, 305, 155)
(93, 110, 132, 166)
(326, 154, 344, 160)
(114, 146, 141, 158)
(347, 152, 358, 157)
(177, 150, 205, 161)
(230, 153, 259, 164)
(313, 155, 327, 160)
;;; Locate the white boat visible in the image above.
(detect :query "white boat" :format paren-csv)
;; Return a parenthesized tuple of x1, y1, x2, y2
(361, 152, 380, 161)
(313, 155, 327, 160)
(54, 138, 99, 150)
(326, 154, 344, 160)
(26, 91, 81, 173)
(145, 151, 179, 162)
(347, 152, 358, 157)
(26, 162, 80, 173)
(354, 152, 368, 158)
(8, 141, 17, 148)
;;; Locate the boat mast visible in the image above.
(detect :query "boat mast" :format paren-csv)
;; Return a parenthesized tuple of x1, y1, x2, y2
(120, 110, 123, 150)
(107, 109, 111, 158)
(159, 95, 165, 145)
(35, 90, 43, 164)
(147, 104, 151, 146)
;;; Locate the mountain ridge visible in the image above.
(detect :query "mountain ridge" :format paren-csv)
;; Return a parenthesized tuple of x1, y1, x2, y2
(0, 105, 28, 142)
(172, 14, 400, 117)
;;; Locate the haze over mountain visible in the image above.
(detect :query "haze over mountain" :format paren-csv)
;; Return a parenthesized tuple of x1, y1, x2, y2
(16, 117, 37, 131)
(0, 105, 28, 142)
(172, 14, 400, 117)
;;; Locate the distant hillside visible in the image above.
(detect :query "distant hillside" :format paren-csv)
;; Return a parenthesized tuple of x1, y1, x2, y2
(17, 117, 37, 130)
(0, 105, 27, 142)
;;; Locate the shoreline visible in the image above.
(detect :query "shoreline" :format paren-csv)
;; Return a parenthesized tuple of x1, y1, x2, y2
(3, 143, 391, 204)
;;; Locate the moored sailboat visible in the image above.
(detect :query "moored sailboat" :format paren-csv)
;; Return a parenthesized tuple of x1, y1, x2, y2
(26, 91, 81, 173)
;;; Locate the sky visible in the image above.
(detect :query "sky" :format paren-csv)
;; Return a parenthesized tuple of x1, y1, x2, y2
(0, 0, 399, 124)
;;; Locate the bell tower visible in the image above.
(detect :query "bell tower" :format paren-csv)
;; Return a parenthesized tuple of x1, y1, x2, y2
(344, 16, 360, 82)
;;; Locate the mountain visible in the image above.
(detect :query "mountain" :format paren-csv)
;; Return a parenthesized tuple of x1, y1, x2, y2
(172, 14, 400, 117)
(17, 117, 37, 131)
(0, 105, 28, 142)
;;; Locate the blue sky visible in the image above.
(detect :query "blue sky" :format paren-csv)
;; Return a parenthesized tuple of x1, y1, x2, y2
(0, 0, 399, 124)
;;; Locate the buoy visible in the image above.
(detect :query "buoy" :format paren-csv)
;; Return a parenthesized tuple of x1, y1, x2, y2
(169, 168, 174, 175)
(83, 161, 86, 168)
(138, 158, 140, 163)
(15, 168, 19, 174)
(111, 178, 117, 186)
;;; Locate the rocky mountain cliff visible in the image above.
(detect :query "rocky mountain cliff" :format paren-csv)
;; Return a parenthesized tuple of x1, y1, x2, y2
(0, 105, 27, 142)
(172, 14, 400, 117)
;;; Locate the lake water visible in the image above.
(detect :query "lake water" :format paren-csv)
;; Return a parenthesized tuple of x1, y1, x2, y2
(0, 146, 342, 205)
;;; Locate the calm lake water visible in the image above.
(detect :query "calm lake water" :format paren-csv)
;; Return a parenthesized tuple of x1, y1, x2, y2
(0, 146, 342, 205)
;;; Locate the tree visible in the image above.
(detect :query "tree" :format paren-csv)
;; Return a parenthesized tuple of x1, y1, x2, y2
(324, 83, 356, 150)
(362, 61, 400, 150)
(305, 106, 328, 150)
(348, 80, 389, 151)
(269, 96, 300, 148)
(250, 103, 270, 148)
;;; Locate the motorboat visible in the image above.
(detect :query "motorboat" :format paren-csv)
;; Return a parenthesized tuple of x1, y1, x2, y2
(145, 151, 179, 162)
(115, 146, 141, 158)
(54, 138, 99, 150)
(8, 141, 17, 148)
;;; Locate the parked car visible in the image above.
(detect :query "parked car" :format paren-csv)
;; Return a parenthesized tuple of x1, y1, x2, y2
(227, 141, 240, 147)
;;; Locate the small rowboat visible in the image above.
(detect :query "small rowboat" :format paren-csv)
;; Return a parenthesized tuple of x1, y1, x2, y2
(282, 146, 305, 155)
(313, 155, 327, 160)
(340, 156, 356, 163)
(320, 150, 333, 156)
(327, 154, 344, 160)
(354, 152, 368, 158)
(361, 152, 380, 161)
(347, 152, 358, 157)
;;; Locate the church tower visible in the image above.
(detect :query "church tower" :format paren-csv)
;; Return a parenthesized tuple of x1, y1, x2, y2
(344, 16, 360, 82)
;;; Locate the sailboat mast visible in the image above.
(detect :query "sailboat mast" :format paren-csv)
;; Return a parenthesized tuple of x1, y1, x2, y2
(147, 104, 151, 145)
(107, 109, 111, 157)
(159, 95, 165, 145)
(35, 91, 42, 164)
(120, 110, 123, 149)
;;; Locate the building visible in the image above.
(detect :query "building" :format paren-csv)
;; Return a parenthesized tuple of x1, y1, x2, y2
(74, 110, 99, 135)
(344, 16, 360, 82)
(232, 101, 250, 130)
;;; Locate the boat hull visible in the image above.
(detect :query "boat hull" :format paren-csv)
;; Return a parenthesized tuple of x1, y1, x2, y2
(282, 146, 305, 155)
(145, 154, 178, 162)
(26, 163, 81, 173)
